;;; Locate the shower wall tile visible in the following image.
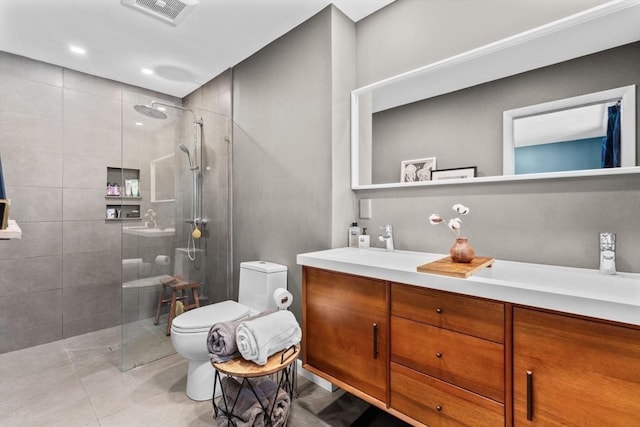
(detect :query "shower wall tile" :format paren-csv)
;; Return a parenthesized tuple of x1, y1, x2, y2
(0, 112, 63, 154)
(62, 309, 120, 339)
(63, 69, 122, 101)
(63, 88, 121, 130)
(1, 149, 63, 188)
(62, 280, 121, 322)
(63, 250, 121, 289)
(4, 186, 62, 222)
(0, 255, 62, 296)
(0, 288, 62, 336)
(62, 154, 108, 189)
(0, 75, 62, 119)
(63, 122, 120, 162)
(0, 51, 63, 86)
(63, 188, 108, 221)
(62, 220, 120, 255)
(0, 222, 62, 260)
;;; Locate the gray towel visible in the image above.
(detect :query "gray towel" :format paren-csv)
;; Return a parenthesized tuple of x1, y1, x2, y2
(257, 378, 290, 427)
(236, 310, 301, 366)
(215, 377, 290, 427)
(216, 377, 267, 427)
(208, 309, 276, 363)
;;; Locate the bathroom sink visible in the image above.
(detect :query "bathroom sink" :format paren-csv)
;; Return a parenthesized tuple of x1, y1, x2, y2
(123, 226, 175, 237)
(314, 247, 441, 270)
(472, 259, 639, 305)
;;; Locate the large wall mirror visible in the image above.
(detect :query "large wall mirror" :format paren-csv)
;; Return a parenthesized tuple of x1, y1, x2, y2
(351, 1, 640, 189)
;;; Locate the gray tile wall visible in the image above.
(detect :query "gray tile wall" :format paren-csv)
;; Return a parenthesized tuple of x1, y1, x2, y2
(0, 51, 180, 353)
(183, 69, 233, 305)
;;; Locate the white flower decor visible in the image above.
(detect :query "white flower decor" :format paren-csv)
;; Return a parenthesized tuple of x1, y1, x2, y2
(430, 203, 470, 237)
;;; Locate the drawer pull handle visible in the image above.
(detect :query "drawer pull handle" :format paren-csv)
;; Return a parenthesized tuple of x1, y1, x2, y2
(436, 352, 442, 358)
(436, 307, 442, 314)
(436, 405, 442, 412)
(527, 370, 533, 421)
(372, 323, 378, 359)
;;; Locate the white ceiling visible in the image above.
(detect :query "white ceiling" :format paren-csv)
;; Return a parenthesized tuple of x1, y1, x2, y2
(0, 0, 394, 98)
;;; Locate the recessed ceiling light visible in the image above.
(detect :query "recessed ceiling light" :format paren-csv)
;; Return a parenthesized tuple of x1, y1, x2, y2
(141, 68, 154, 75)
(135, 122, 144, 126)
(69, 45, 86, 55)
(156, 106, 166, 111)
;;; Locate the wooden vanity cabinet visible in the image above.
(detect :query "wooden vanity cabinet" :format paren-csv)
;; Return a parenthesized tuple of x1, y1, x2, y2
(390, 284, 506, 427)
(302, 267, 388, 403)
(513, 307, 640, 426)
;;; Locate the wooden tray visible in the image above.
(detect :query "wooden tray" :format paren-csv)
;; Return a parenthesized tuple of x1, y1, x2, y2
(417, 256, 494, 278)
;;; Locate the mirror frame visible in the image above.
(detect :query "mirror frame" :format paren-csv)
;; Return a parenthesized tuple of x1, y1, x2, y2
(150, 153, 175, 203)
(351, 1, 640, 190)
(503, 85, 636, 176)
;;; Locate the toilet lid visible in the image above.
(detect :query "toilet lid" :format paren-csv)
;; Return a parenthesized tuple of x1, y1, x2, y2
(171, 300, 251, 333)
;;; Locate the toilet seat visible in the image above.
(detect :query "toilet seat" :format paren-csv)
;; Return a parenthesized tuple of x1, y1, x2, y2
(171, 300, 251, 334)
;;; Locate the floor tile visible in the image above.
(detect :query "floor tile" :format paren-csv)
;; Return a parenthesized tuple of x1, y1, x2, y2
(0, 326, 397, 427)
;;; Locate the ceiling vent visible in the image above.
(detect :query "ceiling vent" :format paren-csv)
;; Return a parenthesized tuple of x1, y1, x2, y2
(121, 0, 198, 26)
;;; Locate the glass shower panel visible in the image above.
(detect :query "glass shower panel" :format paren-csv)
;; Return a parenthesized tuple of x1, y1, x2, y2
(120, 90, 231, 371)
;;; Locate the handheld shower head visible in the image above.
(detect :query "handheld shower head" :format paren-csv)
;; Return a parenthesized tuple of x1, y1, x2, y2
(179, 144, 197, 170)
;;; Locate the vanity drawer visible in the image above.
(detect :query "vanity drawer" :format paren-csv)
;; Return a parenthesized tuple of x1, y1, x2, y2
(391, 316, 504, 403)
(391, 283, 504, 343)
(391, 362, 504, 427)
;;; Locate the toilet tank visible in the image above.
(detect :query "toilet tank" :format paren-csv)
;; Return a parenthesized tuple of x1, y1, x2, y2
(238, 261, 287, 312)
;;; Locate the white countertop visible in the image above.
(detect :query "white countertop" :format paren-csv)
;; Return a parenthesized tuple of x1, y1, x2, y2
(297, 247, 640, 326)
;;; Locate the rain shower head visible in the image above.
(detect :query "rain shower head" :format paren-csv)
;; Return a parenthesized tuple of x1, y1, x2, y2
(134, 104, 167, 119)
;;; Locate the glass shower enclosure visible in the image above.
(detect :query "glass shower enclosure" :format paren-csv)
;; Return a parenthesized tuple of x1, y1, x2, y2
(119, 90, 231, 371)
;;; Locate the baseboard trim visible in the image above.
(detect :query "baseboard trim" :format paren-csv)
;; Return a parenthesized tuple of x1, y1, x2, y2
(296, 360, 337, 392)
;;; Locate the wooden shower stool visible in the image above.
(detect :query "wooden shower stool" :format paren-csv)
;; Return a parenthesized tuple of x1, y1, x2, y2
(154, 277, 200, 335)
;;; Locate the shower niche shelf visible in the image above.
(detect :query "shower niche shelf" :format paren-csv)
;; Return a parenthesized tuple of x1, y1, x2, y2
(106, 167, 141, 221)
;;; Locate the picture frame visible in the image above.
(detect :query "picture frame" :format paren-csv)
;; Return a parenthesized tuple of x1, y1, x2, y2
(400, 157, 437, 182)
(430, 166, 477, 181)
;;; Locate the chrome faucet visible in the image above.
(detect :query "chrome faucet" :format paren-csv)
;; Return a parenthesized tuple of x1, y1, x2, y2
(378, 225, 395, 251)
(599, 232, 616, 275)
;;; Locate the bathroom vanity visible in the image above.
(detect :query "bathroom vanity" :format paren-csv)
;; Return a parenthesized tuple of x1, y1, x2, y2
(297, 248, 640, 427)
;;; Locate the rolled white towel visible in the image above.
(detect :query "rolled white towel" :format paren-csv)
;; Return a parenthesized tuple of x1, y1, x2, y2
(236, 310, 301, 366)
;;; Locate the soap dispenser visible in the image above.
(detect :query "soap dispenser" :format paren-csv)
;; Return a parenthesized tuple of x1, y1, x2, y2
(348, 222, 360, 248)
(358, 228, 370, 248)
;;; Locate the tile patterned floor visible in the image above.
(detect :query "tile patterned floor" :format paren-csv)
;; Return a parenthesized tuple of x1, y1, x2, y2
(0, 326, 380, 426)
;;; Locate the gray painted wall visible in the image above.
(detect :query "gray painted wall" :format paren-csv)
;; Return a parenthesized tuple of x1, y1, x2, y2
(354, 1, 640, 273)
(232, 7, 355, 320)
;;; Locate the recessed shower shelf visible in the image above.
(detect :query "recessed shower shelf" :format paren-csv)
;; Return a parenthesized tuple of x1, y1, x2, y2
(106, 167, 141, 221)
(105, 196, 142, 200)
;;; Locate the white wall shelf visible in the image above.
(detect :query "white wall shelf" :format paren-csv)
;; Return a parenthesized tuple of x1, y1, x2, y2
(0, 220, 22, 239)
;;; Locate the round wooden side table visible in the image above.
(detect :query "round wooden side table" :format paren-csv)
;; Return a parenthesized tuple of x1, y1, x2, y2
(212, 344, 299, 426)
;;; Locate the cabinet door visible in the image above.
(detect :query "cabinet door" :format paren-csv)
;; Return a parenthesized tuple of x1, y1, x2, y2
(513, 307, 640, 426)
(303, 267, 388, 401)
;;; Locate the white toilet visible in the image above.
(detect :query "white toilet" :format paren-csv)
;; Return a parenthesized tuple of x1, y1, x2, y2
(170, 261, 287, 401)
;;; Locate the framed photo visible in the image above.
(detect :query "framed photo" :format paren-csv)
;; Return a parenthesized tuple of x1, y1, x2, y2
(400, 157, 437, 182)
(431, 166, 477, 181)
